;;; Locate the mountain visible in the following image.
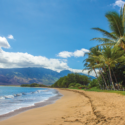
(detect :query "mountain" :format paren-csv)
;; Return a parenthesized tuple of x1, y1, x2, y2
(0, 68, 95, 85)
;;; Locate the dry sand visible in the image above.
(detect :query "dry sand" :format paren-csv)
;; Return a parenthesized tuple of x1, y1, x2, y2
(1, 89, 125, 125)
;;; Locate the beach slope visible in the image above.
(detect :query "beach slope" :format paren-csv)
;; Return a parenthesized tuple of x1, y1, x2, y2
(1, 89, 125, 125)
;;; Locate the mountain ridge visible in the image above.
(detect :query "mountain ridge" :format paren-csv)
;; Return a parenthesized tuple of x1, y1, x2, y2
(0, 68, 95, 85)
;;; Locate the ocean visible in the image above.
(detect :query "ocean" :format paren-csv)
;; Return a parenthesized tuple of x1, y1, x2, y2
(0, 86, 58, 116)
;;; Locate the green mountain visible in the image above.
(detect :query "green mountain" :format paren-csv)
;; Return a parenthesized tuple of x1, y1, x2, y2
(0, 68, 95, 85)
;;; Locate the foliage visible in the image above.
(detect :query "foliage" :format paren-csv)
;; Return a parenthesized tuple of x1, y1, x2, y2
(68, 83, 76, 87)
(75, 83, 81, 87)
(21, 83, 48, 87)
(68, 87, 125, 96)
(83, 5, 125, 90)
(88, 79, 99, 88)
(51, 73, 91, 88)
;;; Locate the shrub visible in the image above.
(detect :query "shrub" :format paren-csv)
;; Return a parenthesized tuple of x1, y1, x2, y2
(88, 79, 99, 88)
(68, 83, 76, 88)
(79, 85, 87, 88)
(75, 83, 81, 87)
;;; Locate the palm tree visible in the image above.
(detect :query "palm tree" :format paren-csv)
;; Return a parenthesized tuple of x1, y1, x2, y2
(83, 46, 108, 89)
(91, 5, 125, 50)
(83, 58, 101, 88)
(94, 46, 125, 90)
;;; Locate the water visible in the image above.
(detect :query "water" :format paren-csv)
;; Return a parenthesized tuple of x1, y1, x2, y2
(0, 86, 57, 115)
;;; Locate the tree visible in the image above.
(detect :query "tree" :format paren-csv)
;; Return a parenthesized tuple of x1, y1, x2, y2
(94, 46, 125, 90)
(51, 73, 91, 88)
(83, 46, 108, 89)
(91, 5, 125, 51)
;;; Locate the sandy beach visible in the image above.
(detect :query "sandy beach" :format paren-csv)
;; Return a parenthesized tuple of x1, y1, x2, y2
(1, 89, 125, 125)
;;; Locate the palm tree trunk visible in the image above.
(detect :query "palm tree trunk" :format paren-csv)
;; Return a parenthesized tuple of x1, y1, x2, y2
(111, 69, 119, 89)
(103, 66, 110, 87)
(108, 66, 115, 90)
(99, 68, 108, 89)
(93, 68, 101, 88)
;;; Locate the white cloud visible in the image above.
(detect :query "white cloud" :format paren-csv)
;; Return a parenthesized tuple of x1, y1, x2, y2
(113, 0, 125, 7)
(8, 35, 14, 39)
(0, 37, 95, 76)
(68, 68, 97, 77)
(0, 47, 96, 76)
(57, 51, 73, 58)
(0, 37, 10, 48)
(74, 48, 89, 57)
(57, 48, 89, 58)
(0, 49, 69, 72)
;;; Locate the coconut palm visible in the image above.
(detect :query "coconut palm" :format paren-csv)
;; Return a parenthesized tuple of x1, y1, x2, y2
(83, 58, 101, 88)
(91, 5, 125, 50)
(83, 46, 108, 89)
(93, 46, 125, 90)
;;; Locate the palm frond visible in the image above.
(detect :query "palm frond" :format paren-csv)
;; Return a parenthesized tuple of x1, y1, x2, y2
(105, 12, 124, 37)
(98, 42, 116, 47)
(92, 27, 117, 40)
(91, 37, 116, 43)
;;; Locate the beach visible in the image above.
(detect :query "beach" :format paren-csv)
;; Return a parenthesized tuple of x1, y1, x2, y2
(1, 89, 125, 125)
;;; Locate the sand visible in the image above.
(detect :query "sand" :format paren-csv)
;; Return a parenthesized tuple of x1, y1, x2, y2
(1, 89, 125, 125)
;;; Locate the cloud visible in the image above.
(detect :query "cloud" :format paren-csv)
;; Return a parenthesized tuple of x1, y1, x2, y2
(0, 37, 95, 76)
(57, 51, 73, 58)
(7, 35, 14, 39)
(0, 49, 69, 72)
(73, 48, 90, 57)
(57, 48, 89, 58)
(0, 37, 10, 48)
(113, 0, 125, 7)
(0, 47, 96, 76)
(69, 68, 97, 77)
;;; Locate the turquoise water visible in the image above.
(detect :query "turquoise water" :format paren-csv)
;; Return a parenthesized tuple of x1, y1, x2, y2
(0, 86, 57, 115)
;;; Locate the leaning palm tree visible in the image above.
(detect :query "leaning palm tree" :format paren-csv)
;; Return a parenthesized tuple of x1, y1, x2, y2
(91, 5, 125, 50)
(83, 46, 108, 89)
(94, 46, 125, 90)
(83, 58, 101, 88)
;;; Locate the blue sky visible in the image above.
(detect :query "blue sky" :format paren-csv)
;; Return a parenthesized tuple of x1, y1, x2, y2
(0, 0, 124, 76)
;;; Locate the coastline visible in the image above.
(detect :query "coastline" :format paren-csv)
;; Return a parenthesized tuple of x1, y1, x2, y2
(0, 88, 62, 121)
(1, 89, 125, 125)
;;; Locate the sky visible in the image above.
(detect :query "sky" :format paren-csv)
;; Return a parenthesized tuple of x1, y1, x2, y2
(0, 0, 124, 76)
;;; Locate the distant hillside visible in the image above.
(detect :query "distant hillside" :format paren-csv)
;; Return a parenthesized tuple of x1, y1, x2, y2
(0, 68, 95, 85)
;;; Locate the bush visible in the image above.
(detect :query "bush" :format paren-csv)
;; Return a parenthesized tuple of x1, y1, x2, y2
(68, 83, 76, 88)
(21, 83, 47, 87)
(79, 85, 87, 88)
(88, 79, 99, 88)
(75, 83, 81, 87)
(78, 85, 88, 89)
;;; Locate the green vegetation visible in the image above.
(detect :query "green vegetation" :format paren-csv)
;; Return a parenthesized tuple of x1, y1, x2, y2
(52, 5, 125, 93)
(88, 79, 99, 88)
(68, 87, 125, 96)
(51, 73, 91, 88)
(83, 5, 125, 90)
(21, 83, 48, 87)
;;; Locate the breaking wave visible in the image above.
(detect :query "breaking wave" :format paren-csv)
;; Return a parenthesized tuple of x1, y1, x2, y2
(0, 90, 48, 100)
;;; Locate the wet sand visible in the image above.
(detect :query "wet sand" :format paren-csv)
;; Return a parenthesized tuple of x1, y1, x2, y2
(0, 91, 62, 121)
(1, 89, 125, 125)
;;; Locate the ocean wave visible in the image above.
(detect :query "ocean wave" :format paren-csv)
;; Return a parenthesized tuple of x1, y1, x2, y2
(5, 95, 14, 99)
(31, 91, 38, 94)
(0, 96, 5, 99)
(0, 87, 57, 116)
(22, 93, 27, 95)
(16, 93, 22, 96)
(0, 89, 48, 100)
(37, 90, 48, 93)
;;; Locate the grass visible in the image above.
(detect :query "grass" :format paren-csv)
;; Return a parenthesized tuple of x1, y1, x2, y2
(68, 87, 125, 96)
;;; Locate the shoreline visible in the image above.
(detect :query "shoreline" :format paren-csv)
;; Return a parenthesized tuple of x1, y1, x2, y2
(1, 89, 125, 125)
(0, 89, 62, 121)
